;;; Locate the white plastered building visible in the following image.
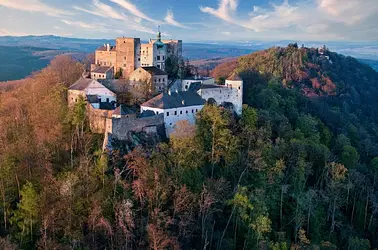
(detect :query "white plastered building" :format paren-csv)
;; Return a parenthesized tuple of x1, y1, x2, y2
(68, 78, 117, 108)
(197, 72, 243, 115)
(140, 90, 205, 135)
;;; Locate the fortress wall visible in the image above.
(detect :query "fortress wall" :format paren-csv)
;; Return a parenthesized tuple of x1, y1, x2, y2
(199, 87, 243, 115)
(111, 114, 164, 140)
(87, 104, 113, 134)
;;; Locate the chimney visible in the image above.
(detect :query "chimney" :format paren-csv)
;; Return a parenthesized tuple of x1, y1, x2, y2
(106, 44, 110, 51)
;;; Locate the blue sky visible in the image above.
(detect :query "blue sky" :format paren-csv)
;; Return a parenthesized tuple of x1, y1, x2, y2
(0, 0, 377, 42)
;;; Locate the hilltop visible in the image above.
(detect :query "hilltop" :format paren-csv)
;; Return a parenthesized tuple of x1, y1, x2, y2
(213, 44, 378, 97)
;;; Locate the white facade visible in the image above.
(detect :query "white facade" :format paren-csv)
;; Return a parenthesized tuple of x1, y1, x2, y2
(85, 80, 117, 103)
(197, 78, 243, 115)
(140, 104, 204, 135)
(140, 39, 167, 70)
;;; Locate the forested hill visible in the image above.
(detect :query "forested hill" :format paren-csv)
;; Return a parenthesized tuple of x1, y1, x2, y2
(213, 44, 378, 161)
(2, 50, 378, 249)
(213, 44, 378, 97)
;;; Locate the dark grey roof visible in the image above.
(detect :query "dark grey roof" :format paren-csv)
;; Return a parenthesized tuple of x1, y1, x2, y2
(86, 95, 99, 103)
(183, 76, 213, 81)
(139, 110, 156, 118)
(200, 84, 226, 89)
(69, 78, 92, 90)
(99, 79, 129, 93)
(97, 45, 116, 51)
(141, 91, 205, 109)
(113, 105, 135, 116)
(99, 102, 116, 110)
(142, 66, 167, 76)
(188, 81, 202, 92)
(92, 66, 113, 74)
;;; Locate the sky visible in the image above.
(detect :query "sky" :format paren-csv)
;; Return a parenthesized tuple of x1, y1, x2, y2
(0, 0, 377, 42)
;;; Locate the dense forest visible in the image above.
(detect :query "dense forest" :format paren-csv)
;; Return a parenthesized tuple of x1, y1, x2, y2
(1, 44, 378, 250)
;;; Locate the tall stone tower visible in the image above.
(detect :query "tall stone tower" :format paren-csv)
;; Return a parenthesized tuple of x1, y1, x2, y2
(115, 37, 141, 77)
(225, 72, 243, 115)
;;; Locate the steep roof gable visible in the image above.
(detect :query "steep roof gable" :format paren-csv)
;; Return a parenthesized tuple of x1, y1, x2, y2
(69, 78, 93, 91)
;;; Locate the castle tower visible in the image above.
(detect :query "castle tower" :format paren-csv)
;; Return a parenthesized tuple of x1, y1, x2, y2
(153, 27, 167, 70)
(225, 72, 243, 115)
(115, 37, 141, 77)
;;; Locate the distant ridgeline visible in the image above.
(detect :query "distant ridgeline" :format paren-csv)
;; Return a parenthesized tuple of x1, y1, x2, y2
(0, 46, 51, 81)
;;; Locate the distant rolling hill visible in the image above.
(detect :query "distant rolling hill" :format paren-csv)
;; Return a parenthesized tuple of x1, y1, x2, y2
(0, 45, 86, 82)
(0, 35, 377, 82)
(359, 59, 378, 71)
(0, 46, 52, 81)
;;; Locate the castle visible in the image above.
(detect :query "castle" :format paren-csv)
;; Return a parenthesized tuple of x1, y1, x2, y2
(68, 32, 243, 147)
(94, 30, 182, 78)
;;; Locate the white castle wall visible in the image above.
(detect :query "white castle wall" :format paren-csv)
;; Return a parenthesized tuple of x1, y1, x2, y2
(141, 104, 204, 135)
(198, 79, 243, 115)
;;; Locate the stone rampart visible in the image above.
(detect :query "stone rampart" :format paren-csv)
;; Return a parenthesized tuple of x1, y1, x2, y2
(111, 114, 165, 140)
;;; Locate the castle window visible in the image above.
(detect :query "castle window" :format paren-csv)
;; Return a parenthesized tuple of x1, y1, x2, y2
(162, 78, 165, 82)
(186, 110, 188, 114)
(238, 86, 241, 90)
(174, 111, 177, 115)
(166, 112, 169, 116)
(158, 78, 161, 82)
(123, 64, 126, 67)
(196, 109, 198, 112)
(157, 56, 160, 60)
(180, 111, 182, 115)
(124, 57, 126, 60)
(163, 56, 165, 60)
(192, 109, 194, 113)
(106, 98, 109, 103)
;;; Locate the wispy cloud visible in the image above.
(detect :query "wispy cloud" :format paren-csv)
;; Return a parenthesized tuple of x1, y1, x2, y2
(317, 0, 378, 24)
(61, 20, 97, 30)
(164, 10, 189, 29)
(200, 0, 238, 24)
(200, 0, 378, 40)
(0, 0, 71, 17)
(110, 0, 156, 22)
(0, 28, 29, 36)
(74, 0, 126, 20)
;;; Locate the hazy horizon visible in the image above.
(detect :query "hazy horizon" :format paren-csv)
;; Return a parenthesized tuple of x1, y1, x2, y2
(1, 0, 377, 42)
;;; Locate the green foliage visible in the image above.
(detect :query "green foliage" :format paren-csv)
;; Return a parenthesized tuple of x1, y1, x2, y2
(340, 145, 359, 169)
(241, 104, 258, 131)
(115, 68, 122, 79)
(69, 95, 87, 126)
(10, 182, 39, 244)
(348, 237, 370, 250)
